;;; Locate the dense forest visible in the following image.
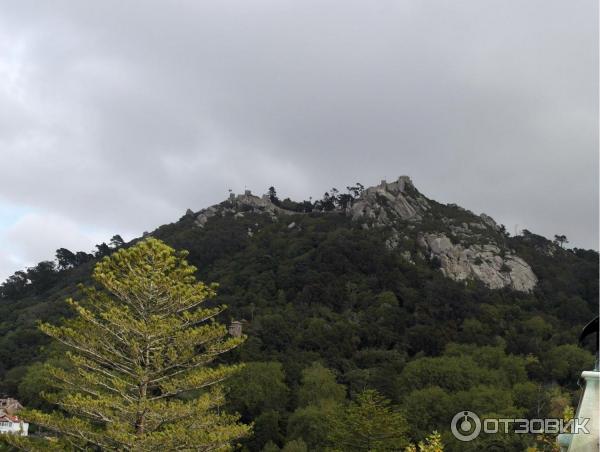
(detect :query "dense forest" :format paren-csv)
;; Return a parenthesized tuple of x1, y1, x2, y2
(0, 181, 597, 451)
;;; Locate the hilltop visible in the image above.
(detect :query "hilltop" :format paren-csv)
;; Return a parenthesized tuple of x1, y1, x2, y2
(0, 176, 597, 451)
(185, 176, 537, 292)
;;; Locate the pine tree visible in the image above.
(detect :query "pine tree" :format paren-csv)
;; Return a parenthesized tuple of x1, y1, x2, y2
(1, 238, 250, 451)
(327, 389, 408, 451)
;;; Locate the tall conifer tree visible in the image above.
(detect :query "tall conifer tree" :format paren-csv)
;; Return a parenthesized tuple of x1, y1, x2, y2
(2, 238, 250, 451)
(327, 389, 409, 451)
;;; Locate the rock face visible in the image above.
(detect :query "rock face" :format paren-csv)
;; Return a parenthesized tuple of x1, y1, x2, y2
(194, 206, 219, 228)
(350, 176, 430, 226)
(418, 233, 537, 292)
(479, 213, 500, 231)
(346, 176, 537, 293)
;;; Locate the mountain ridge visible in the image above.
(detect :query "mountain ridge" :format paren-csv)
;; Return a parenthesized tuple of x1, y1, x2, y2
(180, 175, 537, 292)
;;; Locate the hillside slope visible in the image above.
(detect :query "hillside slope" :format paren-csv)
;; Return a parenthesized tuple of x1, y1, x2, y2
(0, 176, 597, 451)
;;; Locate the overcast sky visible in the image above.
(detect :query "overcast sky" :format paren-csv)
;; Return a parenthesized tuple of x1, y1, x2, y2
(0, 0, 597, 282)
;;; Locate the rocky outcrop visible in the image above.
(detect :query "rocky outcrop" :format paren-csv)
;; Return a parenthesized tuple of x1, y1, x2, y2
(194, 206, 219, 228)
(193, 190, 291, 228)
(479, 213, 499, 231)
(229, 191, 287, 216)
(418, 233, 537, 292)
(350, 176, 430, 226)
(347, 176, 537, 292)
(194, 176, 429, 229)
(188, 176, 538, 293)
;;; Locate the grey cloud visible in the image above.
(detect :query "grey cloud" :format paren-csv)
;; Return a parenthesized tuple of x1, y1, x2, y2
(0, 0, 596, 281)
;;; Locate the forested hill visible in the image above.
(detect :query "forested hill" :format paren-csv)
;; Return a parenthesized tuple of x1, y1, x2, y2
(0, 176, 598, 451)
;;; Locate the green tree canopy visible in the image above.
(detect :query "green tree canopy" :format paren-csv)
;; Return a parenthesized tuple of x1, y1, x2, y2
(226, 361, 289, 418)
(297, 362, 345, 407)
(287, 400, 340, 451)
(281, 439, 308, 452)
(1, 238, 250, 451)
(544, 344, 595, 385)
(328, 389, 409, 451)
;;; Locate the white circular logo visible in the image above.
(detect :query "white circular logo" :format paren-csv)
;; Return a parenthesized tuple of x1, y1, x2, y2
(451, 411, 481, 441)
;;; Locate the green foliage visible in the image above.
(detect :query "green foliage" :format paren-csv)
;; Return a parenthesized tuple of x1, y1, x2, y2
(248, 410, 285, 451)
(284, 363, 345, 450)
(0, 185, 597, 451)
(405, 431, 444, 452)
(261, 440, 280, 452)
(226, 362, 289, 419)
(400, 344, 533, 440)
(287, 401, 340, 451)
(297, 362, 345, 407)
(399, 355, 502, 393)
(544, 344, 595, 385)
(0, 238, 250, 451)
(402, 387, 452, 439)
(327, 389, 409, 451)
(15, 361, 62, 411)
(281, 439, 308, 452)
(553, 234, 569, 248)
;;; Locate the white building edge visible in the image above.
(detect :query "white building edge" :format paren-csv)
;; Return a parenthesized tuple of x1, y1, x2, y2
(557, 316, 599, 452)
(0, 413, 29, 436)
(557, 369, 599, 452)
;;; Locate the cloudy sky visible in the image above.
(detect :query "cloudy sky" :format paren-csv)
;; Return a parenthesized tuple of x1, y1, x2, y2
(0, 0, 597, 281)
